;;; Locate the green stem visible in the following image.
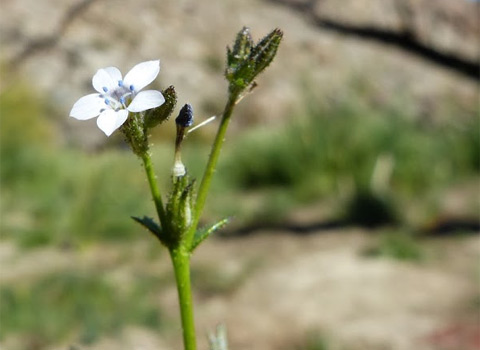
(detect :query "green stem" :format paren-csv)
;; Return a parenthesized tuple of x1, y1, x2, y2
(142, 152, 167, 228)
(142, 152, 197, 350)
(185, 93, 238, 244)
(170, 247, 197, 350)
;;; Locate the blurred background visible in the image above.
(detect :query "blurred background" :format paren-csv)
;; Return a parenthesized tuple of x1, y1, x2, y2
(0, 0, 479, 349)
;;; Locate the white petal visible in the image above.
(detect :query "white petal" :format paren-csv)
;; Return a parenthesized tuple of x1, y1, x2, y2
(127, 90, 165, 112)
(92, 67, 122, 93)
(123, 60, 160, 92)
(70, 93, 105, 120)
(96, 109, 129, 136)
(103, 67, 122, 82)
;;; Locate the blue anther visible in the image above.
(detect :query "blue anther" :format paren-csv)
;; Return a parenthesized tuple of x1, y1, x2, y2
(120, 96, 125, 105)
(104, 98, 110, 105)
(118, 80, 124, 87)
(102, 86, 108, 93)
(129, 85, 135, 91)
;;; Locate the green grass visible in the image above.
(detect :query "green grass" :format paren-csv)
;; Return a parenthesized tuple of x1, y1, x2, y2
(1, 83, 478, 249)
(362, 230, 425, 262)
(222, 100, 479, 195)
(294, 332, 330, 350)
(0, 84, 175, 247)
(216, 96, 479, 225)
(0, 145, 162, 247)
(0, 271, 164, 348)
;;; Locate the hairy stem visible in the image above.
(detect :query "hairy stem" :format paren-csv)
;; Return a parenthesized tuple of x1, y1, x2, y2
(170, 247, 197, 350)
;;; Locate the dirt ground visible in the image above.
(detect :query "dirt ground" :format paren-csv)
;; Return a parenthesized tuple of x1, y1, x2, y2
(187, 230, 480, 350)
(1, 229, 478, 350)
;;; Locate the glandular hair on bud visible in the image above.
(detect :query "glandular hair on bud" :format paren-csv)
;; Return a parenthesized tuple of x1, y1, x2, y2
(176, 104, 194, 128)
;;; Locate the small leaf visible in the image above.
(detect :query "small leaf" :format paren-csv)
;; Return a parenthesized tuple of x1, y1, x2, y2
(190, 218, 229, 252)
(132, 215, 162, 238)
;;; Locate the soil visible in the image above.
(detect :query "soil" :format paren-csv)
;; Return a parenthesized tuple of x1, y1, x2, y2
(1, 229, 478, 350)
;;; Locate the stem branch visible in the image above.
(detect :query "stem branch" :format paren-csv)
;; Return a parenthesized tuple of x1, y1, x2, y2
(142, 152, 167, 228)
(186, 93, 238, 244)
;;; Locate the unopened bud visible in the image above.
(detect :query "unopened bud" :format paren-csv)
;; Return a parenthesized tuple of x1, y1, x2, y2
(226, 28, 283, 94)
(232, 27, 254, 61)
(144, 86, 177, 129)
(250, 28, 283, 77)
(176, 104, 194, 128)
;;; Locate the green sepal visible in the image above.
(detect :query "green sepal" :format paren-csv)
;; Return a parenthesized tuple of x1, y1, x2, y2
(226, 27, 254, 70)
(190, 217, 229, 252)
(165, 174, 196, 247)
(249, 28, 282, 78)
(144, 85, 177, 130)
(132, 215, 162, 240)
(121, 112, 149, 157)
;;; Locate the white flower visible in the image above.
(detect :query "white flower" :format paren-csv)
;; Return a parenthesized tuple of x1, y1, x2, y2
(70, 60, 165, 136)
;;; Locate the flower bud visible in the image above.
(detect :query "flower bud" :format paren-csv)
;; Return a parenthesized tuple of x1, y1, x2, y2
(227, 27, 254, 70)
(175, 104, 194, 128)
(165, 175, 195, 245)
(173, 104, 194, 178)
(250, 28, 283, 78)
(144, 85, 177, 129)
(225, 28, 283, 94)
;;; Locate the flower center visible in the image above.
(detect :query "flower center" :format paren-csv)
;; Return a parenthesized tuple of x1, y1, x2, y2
(102, 81, 135, 110)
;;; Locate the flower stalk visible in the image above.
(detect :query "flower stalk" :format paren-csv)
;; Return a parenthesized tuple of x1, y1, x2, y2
(141, 152, 168, 228)
(185, 93, 238, 245)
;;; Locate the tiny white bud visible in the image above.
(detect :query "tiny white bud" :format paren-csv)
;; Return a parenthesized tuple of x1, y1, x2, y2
(172, 160, 186, 177)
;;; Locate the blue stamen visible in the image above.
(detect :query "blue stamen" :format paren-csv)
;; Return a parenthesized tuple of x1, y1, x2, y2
(129, 85, 135, 91)
(120, 96, 125, 105)
(104, 98, 110, 105)
(118, 80, 124, 87)
(102, 86, 108, 92)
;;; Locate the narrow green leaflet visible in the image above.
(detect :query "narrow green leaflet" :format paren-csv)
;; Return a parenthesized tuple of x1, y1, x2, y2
(132, 216, 162, 240)
(190, 218, 230, 252)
